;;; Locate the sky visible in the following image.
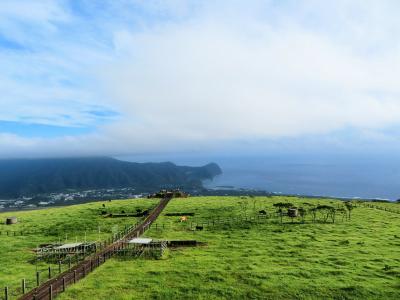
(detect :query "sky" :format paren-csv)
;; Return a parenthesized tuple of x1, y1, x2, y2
(1, 0, 400, 159)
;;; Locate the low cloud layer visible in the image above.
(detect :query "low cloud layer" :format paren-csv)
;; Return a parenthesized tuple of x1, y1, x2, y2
(1, 1, 400, 158)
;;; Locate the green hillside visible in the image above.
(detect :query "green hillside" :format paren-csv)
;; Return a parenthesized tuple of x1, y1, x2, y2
(1, 196, 400, 300)
(0, 157, 222, 197)
(0, 198, 159, 298)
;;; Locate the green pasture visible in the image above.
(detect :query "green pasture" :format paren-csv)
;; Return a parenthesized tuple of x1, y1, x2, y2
(0, 198, 158, 297)
(56, 196, 400, 300)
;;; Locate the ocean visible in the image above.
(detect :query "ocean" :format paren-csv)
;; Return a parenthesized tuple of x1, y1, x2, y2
(203, 156, 400, 200)
(123, 154, 400, 201)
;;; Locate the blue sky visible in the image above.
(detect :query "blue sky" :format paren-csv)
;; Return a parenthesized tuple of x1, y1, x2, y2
(1, 0, 400, 158)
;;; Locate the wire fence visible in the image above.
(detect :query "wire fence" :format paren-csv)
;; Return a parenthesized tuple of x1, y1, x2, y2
(1, 197, 171, 300)
(361, 203, 400, 214)
(148, 209, 352, 233)
(2, 199, 397, 299)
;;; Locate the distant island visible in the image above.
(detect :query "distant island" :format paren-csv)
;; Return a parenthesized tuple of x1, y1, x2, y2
(0, 157, 222, 199)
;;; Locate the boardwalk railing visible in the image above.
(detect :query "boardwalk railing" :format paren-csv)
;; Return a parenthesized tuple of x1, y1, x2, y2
(17, 197, 171, 300)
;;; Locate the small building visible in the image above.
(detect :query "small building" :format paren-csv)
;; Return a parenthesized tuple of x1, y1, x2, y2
(6, 216, 17, 225)
(120, 237, 166, 259)
(36, 242, 97, 263)
(54, 242, 84, 251)
(128, 238, 153, 244)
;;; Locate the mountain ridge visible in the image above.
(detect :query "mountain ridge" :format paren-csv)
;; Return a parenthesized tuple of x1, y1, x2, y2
(0, 157, 222, 197)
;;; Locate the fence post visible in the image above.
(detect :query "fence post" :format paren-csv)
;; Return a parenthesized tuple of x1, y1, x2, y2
(48, 266, 51, 279)
(49, 284, 53, 300)
(74, 270, 77, 283)
(62, 277, 66, 292)
(22, 278, 26, 294)
(4, 286, 8, 300)
(59, 261, 62, 273)
(69, 257, 71, 269)
(36, 271, 40, 286)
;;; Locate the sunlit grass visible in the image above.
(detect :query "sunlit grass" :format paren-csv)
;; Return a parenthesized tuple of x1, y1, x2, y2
(56, 196, 400, 300)
(0, 198, 158, 296)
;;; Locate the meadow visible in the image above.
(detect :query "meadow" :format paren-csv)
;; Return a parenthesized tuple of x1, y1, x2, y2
(50, 196, 400, 300)
(0, 198, 159, 298)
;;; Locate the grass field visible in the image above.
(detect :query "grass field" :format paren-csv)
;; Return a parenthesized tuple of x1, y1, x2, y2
(0, 198, 159, 297)
(48, 196, 400, 300)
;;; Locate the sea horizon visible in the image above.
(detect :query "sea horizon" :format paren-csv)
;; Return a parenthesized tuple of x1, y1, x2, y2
(123, 154, 400, 201)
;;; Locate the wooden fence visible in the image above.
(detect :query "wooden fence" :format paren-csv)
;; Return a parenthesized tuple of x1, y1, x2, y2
(0, 196, 171, 300)
(361, 203, 400, 215)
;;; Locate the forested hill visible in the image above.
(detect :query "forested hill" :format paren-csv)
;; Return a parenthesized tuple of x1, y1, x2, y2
(0, 157, 222, 198)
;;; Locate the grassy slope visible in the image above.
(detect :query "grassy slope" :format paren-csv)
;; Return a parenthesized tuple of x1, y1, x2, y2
(0, 199, 158, 297)
(56, 196, 400, 300)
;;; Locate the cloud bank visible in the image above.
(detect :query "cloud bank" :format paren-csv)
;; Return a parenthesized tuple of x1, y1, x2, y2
(1, 0, 400, 157)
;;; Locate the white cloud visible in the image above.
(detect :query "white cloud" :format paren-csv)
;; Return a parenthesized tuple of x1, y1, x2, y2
(2, 0, 400, 157)
(0, 0, 115, 128)
(99, 2, 400, 140)
(0, 0, 70, 44)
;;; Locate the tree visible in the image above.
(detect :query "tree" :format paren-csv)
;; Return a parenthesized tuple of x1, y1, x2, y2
(315, 205, 335, 223)
(345, 202, 354, 220)
(336, 207, 347, 222)
(273, 203, 293, 224)
(298, 207, 306, 223)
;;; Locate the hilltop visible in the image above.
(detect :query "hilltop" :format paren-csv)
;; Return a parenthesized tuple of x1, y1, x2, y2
(62, 196, 400, 299)
(0, 157, 222, 198)
(0, 196, 399, 299)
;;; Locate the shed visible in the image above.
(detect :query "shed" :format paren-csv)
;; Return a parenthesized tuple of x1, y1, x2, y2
(128, 238, 153, 244)
(6, 216, 18, 225)
(287, 208, 298, 218)
(55, 243, 83, 250)
(121, 238, 166, 259)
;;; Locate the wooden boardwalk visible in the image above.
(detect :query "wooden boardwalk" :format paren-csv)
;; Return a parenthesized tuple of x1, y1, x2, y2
(18, 196, 171, 300)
